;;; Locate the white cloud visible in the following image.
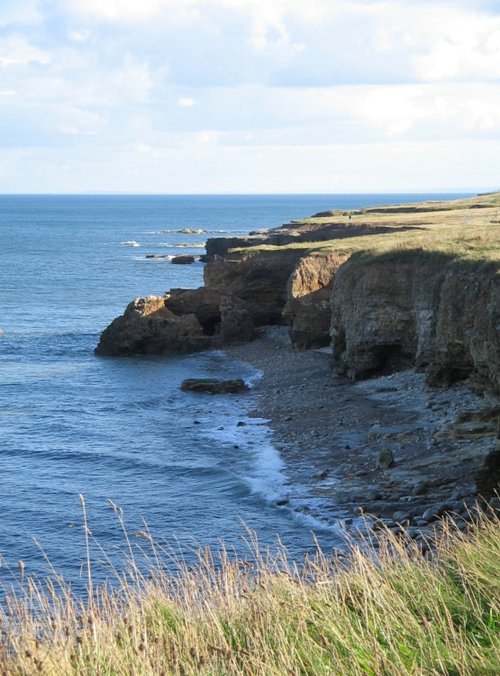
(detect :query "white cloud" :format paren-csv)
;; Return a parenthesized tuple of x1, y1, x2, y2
(0, 36, 50, 68)
(68, 30, 90, 43)
(57, 0, 166, 22)
(0, 0, 499, 191)
(178, 97, 196, 107)
(133, 142, 160, 158)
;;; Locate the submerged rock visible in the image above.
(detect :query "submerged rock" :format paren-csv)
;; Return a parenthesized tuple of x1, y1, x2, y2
(180, 378, 249, 394)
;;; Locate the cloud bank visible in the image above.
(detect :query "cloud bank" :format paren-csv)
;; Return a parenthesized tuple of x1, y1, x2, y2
(0, 0, 499, 192)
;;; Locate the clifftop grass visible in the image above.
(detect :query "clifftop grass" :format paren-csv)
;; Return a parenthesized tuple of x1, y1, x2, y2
(1, 512, 499, 674)
(232, 192, 500, 266)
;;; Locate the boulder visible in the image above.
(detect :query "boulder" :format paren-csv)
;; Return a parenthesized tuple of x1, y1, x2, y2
(180, 378, 249, 394)
(377, 449, 395, 469)
(171, 255, 195, 264)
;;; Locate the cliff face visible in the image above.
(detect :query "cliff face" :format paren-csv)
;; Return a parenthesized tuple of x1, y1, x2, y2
(204, 249, 304, 326)
(94, 288, 256, 356)
(330, 254, 500, 394)
(283, 251, 350, 349)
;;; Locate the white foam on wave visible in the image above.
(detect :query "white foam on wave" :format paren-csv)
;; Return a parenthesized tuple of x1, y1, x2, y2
(136, 254, 174, 261)
(288, 506, 342, 534)
(186, 352, 342, 536)
(155, 242, 206, 249)
(202, 415, 287, 503)
(121, 240, 140, 247)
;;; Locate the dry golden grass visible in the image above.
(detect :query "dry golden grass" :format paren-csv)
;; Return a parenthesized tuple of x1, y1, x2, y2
(233, 193, 500, 266)
(0, 502, 499, 675)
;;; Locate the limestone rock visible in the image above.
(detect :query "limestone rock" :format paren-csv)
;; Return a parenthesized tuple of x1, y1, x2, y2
(283, 251, 350, 349)
(165, 288, 223, 335)
(94, 295, 210, 356)
(330, 255, 500, 393)
(204, 249, 303, 326)
(377, 449, 395, 469)
(219, 295, 256, 345)
(95, 287, 258, 356)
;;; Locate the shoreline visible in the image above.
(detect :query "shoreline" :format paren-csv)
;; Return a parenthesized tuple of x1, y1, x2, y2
(226, 328, 498, 536)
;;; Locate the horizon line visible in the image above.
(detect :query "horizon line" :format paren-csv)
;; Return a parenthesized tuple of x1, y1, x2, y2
(0, 189, 493, 197)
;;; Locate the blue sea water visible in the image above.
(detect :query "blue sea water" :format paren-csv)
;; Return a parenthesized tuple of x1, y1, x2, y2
(0, 193, 472, 592)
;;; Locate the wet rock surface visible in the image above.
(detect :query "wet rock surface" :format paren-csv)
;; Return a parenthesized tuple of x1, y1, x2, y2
(180, 378, 249, 394)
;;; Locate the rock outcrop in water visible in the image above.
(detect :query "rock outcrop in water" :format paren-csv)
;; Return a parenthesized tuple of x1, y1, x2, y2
(94, 288, 256, 356)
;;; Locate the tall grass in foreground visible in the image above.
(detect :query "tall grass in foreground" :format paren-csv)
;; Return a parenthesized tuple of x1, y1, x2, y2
(0, 511, 499, 675)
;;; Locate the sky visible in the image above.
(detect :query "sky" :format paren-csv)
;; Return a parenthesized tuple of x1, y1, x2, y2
(0, 0, 499, 193)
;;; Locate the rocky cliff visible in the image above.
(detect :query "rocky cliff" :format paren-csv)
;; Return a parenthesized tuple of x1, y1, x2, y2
(94, 287, 256, 356)
(330, 254, 500, 394)
(204, 249, 304, 325)
(95, 193, 500, 397)
(283, 251, 350, 349)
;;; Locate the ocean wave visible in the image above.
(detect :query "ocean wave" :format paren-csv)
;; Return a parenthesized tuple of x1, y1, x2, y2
(140, 254, 174, 261)
(145, 229, 247, 235)
(155, 242, 206, 249)
(202, 416, 288, 504)
(121, 240, 140, 247)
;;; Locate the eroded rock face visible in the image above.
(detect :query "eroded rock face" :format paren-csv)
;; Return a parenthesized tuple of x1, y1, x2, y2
(95, 287, 257, 356)
(330, 255, 500, 393)
(204, 249, 304, 326)
(165, 288, 223, 336)
(283, 251, 350, 349)
(94, 295, 210, 356)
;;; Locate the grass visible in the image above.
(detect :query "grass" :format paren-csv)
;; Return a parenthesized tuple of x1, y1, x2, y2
(232, 193, 500, 267)
(0, 506, 499, 674)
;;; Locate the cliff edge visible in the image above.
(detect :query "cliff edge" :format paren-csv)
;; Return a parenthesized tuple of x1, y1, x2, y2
(95, 192, 500, 396)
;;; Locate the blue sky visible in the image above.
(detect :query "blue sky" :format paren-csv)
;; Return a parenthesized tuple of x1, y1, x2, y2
(1, 0, 499, 193)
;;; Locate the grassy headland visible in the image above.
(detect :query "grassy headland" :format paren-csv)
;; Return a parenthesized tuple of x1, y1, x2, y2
(233, 192, 500, 266)
(1, 512, 499, 674)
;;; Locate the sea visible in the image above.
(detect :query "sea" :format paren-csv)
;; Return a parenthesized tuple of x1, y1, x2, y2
(0, 193, 472, 593)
